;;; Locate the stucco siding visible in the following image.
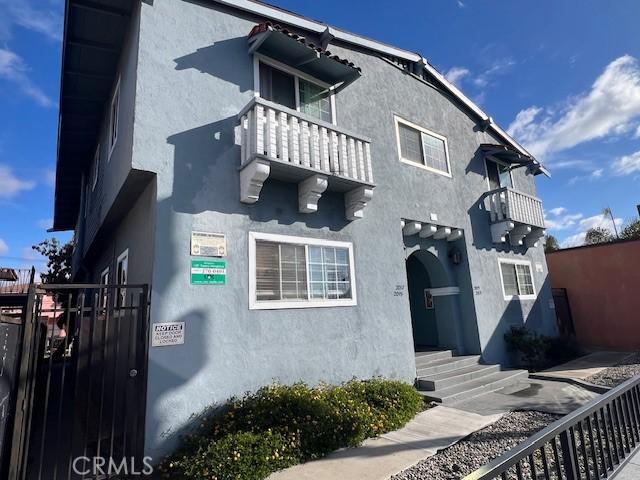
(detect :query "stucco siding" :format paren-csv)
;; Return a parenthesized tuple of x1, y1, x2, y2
(131, 0, 556, 459)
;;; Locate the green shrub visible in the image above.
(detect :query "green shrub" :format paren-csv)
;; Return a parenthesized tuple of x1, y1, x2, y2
(158, 379, 424, 479)
(504, 326, 551, 368)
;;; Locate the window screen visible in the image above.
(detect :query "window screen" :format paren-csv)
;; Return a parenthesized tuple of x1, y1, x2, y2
(259, 62, 296, 110)
(254, 238, 352, 304)
(299, 79, 332, 123)
(500, 262, 535, 297)
(398, 123, 423, 164)
(422, 134, 449, 174)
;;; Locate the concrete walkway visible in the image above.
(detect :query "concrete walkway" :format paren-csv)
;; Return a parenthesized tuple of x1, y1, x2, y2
(612, 448, 640, 480)
(268, 406, 502, 480)
(533, 351, 633, 381)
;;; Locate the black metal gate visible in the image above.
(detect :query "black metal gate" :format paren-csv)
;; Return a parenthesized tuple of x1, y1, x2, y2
(8, 284, 150, 480)
(552, 287, 576, 336)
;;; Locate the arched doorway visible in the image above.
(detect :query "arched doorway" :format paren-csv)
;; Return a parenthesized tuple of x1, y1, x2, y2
(406, 250, 451, 349)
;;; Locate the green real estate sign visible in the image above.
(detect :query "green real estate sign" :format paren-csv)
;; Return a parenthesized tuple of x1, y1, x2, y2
(191, 259, 226, 285)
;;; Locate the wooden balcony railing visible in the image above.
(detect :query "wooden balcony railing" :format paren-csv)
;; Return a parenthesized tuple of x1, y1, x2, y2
(487, 187, 545, 247)
(237, 97, 374, 220)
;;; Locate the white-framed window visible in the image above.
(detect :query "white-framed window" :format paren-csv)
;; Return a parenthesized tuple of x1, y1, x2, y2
(116, 249, 128, 306)
(254, 54, 336, 124)
(99, 266, 110, 308)
(249, 232, 357, 310)
(485, 158, 513, 190)
(108, 78, 120, 159)
(498, 259, 536, 300)
(394, 115, 451, 177)
(92, 144, 100, 191)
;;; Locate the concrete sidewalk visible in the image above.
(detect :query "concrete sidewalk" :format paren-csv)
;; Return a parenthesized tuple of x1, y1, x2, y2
(612, 448, 640, 480)
(268, 406, 502, 480)
(533, 351, 633, 381)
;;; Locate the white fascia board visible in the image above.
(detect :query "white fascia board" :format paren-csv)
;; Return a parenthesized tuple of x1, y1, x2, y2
(210, 0, 535, 160)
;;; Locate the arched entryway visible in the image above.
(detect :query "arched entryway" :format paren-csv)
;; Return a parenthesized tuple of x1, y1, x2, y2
(406, 249, 464, 351)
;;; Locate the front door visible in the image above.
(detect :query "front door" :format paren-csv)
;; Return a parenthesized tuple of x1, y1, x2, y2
(406, 255, 438, 348)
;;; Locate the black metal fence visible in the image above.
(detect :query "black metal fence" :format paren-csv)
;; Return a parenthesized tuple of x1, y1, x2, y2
(8, 284, 150, 480)
(465, 374, 640, 479)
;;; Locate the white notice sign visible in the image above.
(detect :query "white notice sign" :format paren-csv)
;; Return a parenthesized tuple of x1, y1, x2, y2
(152, 322, 185, 347)
(191, 231, 226, 257)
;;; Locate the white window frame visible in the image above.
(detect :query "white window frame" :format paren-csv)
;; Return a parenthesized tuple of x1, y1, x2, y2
(99, 266, 110, 308)
(248, 231, 357, 310)
(100, 266, 110, 284)
(394, 115, 452, 178)
(497, 258, 536, 301)
(484, 156, 514, 191)
(92, 144, 100, 191)
(108, 77, 120, 160)
(253, 54, 337, 125)
(116, 248, 129, 306)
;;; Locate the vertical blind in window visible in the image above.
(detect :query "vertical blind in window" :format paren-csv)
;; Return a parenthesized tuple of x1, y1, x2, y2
(397, 119, 450, 174)
(500, 262, 535, 297)
(255, 240, 352, 303)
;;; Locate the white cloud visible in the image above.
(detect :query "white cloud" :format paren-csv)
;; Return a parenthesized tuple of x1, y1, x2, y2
(612, 150, 640, 176)
(472, 58, 515, 89)
(0, 47, 54, 107)
(0, 163, 35, 199)
(444, 66, 470, 87)
(548, 207, 567, 216)
(559, 213, 624, 248)
(44, 168, 56, 187)
(567, 167, 605, 186)
(508, 55, 640, 158)
(457, 0, 465, 7)
(635, 125, 640, 138)
(0, 238, 8, 255)
(37, 218, 53, 230)
(544, 213, 583, 230)
(561, 232, 587, 248)
(0, 0, 62, 41)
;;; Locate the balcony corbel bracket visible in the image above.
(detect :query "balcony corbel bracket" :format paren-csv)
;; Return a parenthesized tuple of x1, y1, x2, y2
(525, 228, 545, 248)
(402, 221, 422, 236)
(240, 158, 270, 204)
(345, 186, 374, 221)
(433, 226, 452, 240)
(298, 174, 328, 213)
(509, 225, 532, 246)
(418, 224, 438, 238)
(491, 220, 515, 244)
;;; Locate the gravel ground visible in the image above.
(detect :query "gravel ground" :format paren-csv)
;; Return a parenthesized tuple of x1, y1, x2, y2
(391, 411, 561, 480)
(586, 352, 640, 387)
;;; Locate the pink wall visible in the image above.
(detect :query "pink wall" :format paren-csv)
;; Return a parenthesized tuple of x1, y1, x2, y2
(547, 239, 640, 350)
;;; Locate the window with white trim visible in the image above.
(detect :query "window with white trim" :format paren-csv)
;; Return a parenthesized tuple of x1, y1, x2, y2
(499, 260, 535, 299)
(395, 116, 451, 176)
(108, 79, 120, 159)
(116, 249, 128, 306)
(250, 232, 356, 309)
(92, 144, 100, 191)
(100, 266, 109, 308)
(257, 58, 334, 123)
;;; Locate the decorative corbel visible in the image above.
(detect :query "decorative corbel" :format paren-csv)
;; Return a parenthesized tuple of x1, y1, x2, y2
(240, 158, 270, 204)
(345, 186, 373, 221)
(298, 174, 328, 213)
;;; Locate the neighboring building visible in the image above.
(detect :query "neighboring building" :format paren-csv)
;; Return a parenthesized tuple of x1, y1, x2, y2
(51, 0, 556, 458)
(547, 238, 640, 350)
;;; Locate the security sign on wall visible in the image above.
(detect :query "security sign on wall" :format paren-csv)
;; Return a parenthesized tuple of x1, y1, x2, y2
(152, 322, 185, 347)
(191, 259, 226, 285)
(191, 231, 226, 257)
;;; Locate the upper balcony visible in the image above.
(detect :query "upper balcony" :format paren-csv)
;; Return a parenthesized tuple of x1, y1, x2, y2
(237, 96, 375, 220)
(487, 187, 545, 247)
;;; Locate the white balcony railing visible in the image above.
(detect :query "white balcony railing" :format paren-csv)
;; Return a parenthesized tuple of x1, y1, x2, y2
(488, 187, 545, 247)
(237, 97, 374, 220)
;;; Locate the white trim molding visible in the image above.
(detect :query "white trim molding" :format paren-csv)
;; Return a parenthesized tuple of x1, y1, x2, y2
(108, 77, 120, 161)
(394, 115, 452, 178)
(248, 231, 357, 310)
(497, 258, 537, 301)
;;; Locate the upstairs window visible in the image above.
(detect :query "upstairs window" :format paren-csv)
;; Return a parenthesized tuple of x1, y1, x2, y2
(499, 259, 535, 300)
(108, 78, 120, 159)
(257, 58, 333, 123)
(249, 232, 356, 309)
(92, 144, 100, 191)
(395, 116, 451, 176)
(486, 158, 513, 190)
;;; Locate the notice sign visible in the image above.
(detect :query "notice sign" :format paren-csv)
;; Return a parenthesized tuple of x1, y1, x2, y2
(152, 322, 185, 347)
(191, 231, 226, 257)
(191, 259, 226, 285)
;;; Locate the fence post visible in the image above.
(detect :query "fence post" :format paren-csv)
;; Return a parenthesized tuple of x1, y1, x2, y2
(559, 429, 579, 480)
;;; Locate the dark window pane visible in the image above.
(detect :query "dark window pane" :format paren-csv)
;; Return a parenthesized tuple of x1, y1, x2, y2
(259, 62, 296, 109)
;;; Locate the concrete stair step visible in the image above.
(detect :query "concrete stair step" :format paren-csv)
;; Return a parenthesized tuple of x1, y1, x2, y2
(414, 350, 454, 365)
(415, 355, 481, 376)
(419, 369, 529, 405)
(417, 363, 501, 391)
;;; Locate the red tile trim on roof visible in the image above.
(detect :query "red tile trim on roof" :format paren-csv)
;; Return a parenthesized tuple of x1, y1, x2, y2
(249, 22, 361, 72)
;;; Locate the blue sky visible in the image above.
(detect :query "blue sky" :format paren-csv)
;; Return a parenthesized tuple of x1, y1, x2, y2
(1, 1, 639, 274)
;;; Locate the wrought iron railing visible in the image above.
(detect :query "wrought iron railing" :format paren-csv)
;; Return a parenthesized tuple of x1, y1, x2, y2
(465, 374, 640, 479)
